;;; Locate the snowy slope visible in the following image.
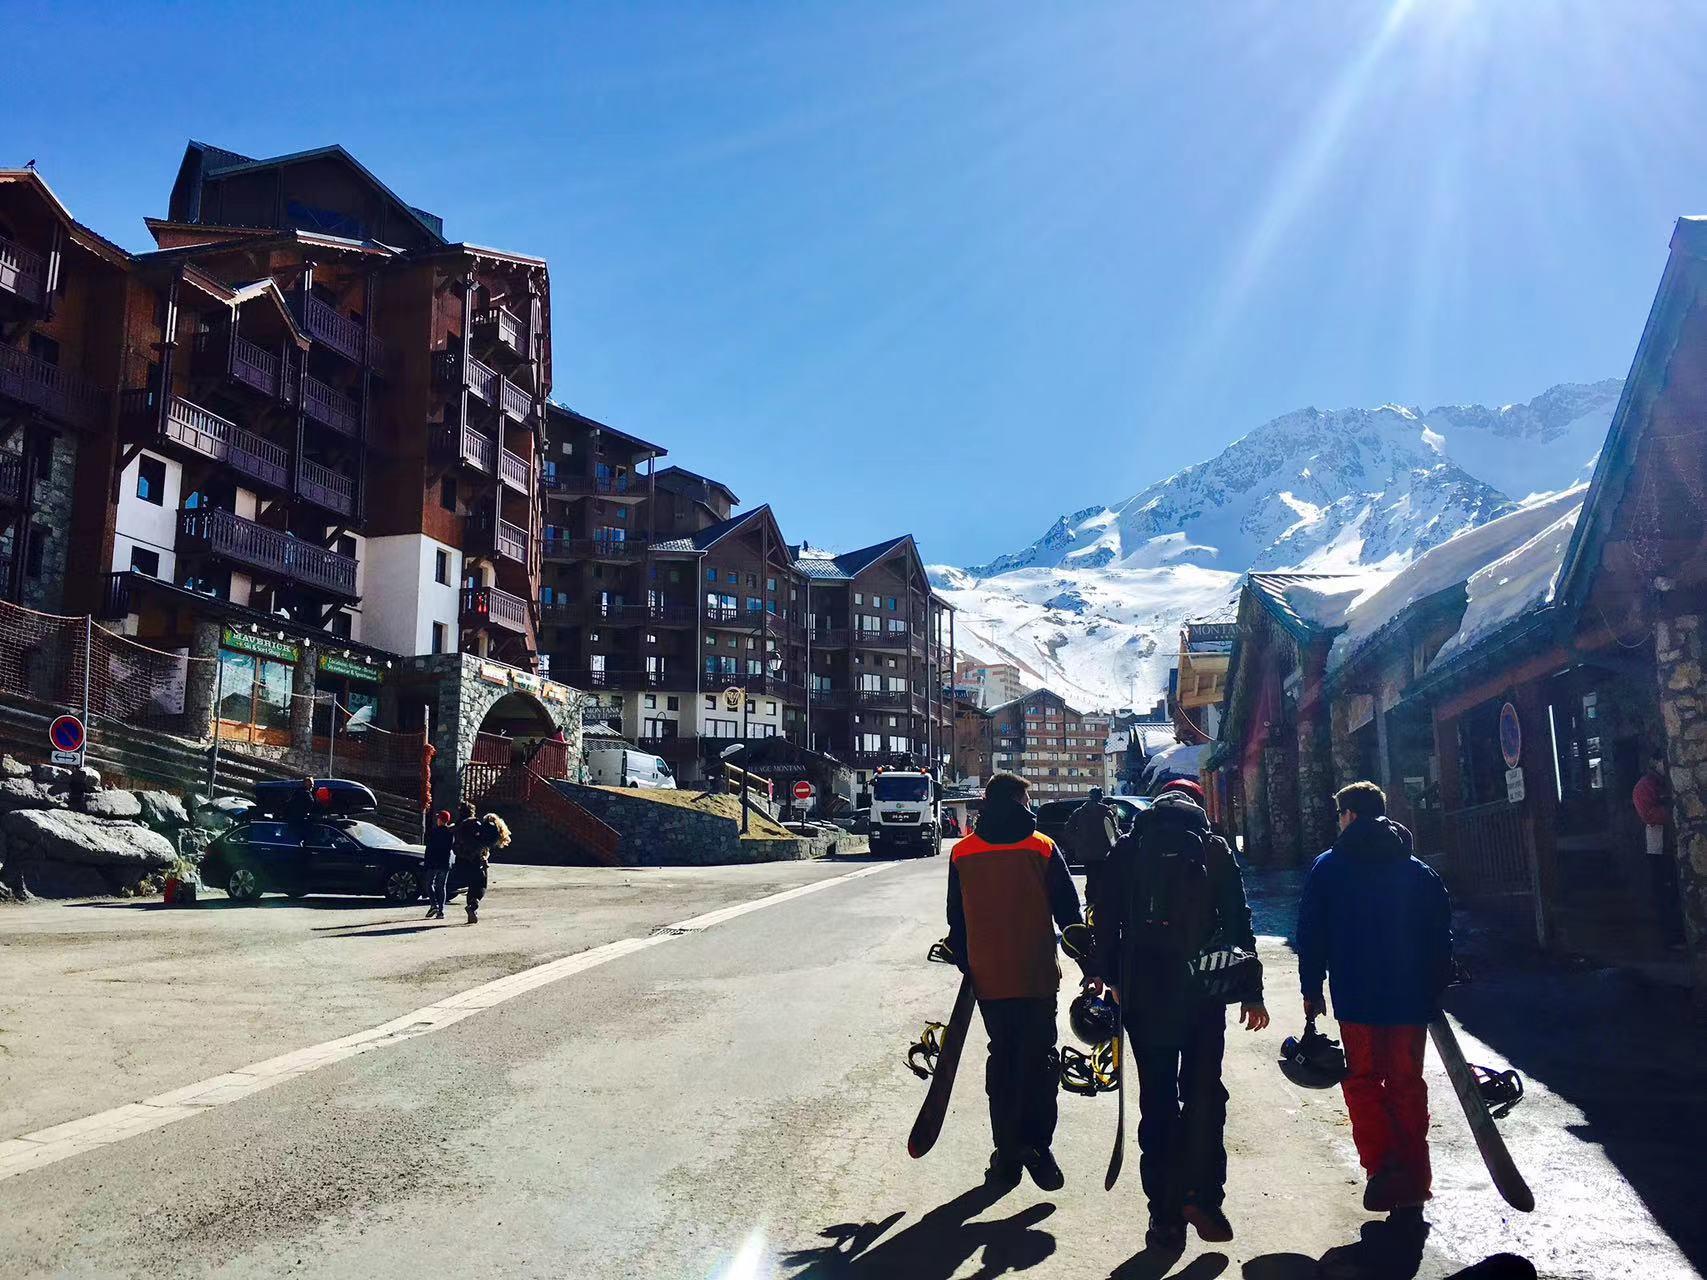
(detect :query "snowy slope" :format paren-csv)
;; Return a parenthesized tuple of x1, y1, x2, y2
(933, 380, 1621, 709)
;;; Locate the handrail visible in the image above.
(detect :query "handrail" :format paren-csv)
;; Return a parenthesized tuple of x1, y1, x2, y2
(0, 344, 108, 431)
(0, 233, 46, 304)
(302, 374, 361, 437)
(462, 584, 529, 632)
(177, 508, 357, 596)
(295, 294, 382, 367)
(297, 456, 355, 514)
(229, 331, 281, 397)
(499, 447, 531, 490)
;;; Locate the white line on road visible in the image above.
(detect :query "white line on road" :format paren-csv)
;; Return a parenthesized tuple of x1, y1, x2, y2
(0, 860, 901, 1184)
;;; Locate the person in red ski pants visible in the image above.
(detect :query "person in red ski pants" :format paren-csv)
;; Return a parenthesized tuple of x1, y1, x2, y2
(1296, 781, 1453, 1215)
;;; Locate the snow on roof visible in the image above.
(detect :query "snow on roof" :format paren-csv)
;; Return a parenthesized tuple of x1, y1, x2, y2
(1428, 494, 1586, 671)
(1143, 742, 1207, 783)
(1139, 727, 1179, 753)
(1105, 729, 1131, 754)
(1327, 486, 1587, 675)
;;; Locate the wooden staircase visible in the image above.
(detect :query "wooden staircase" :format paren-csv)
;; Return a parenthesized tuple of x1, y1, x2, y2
(464, 761, 622, 866)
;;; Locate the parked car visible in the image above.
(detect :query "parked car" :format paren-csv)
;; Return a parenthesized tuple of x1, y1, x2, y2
(202, 816, 429, 904)
(829, 806, 871, 835)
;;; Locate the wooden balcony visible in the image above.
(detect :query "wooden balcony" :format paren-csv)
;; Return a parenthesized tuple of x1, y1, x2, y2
(499, 446, 531, 493)
(544, 537, 646, 564)
(471, 514, 529, 565)
(472, 305, 528, 361)
(571, 667, 671, 692)
(461, 584, 529, 635)
(807, 627, 850, 648)
(854, 687, 913, 710)
(296, 457, 355, 518)
(122, 389, 287, 491)
(435, 350, 535, 425)
(293, 294, 383, 370)
(0, 234, 46, 308)
(432, 421, 497, 475)
(302, 374, 361, 438)
(542, 471, 642, 501)
(194, 328, 288, 403)
(0, 344, 108, 432)
(809, 687, 850, 708)
(176, 508, 358, 598)
(499, 376, 534, 424)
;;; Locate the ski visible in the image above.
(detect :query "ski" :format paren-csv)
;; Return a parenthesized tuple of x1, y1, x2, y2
(1104, 980, 1125, 1190)
(1428, 1016, 1534, 1212)
(907, 973, 976, 1158)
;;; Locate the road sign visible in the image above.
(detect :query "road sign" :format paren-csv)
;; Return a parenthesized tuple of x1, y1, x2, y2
(1505, 767, 1526, 805)
(48, 714, 86, 766)
(793, 780, 815, 801)
(1499, 702, 1522, 769)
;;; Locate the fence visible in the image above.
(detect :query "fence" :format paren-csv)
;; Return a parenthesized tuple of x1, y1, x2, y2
(0, 594, 426, 807)
(1435, 800, 1533, 899)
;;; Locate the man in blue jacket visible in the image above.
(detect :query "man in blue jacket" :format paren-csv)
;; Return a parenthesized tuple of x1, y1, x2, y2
(1296, 781, 1453, 1215)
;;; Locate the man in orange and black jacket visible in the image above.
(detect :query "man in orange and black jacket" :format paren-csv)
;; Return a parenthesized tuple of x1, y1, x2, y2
(946, 771, 1084, 1191)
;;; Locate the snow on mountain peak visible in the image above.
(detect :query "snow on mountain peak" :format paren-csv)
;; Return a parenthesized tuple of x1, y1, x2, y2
(935, 380, 1623, 709)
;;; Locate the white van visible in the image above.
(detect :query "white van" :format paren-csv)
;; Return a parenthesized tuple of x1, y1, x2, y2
(586, 746, 678, 790)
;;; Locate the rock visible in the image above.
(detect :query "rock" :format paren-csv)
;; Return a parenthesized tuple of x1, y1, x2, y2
(0, 777, 67, 813)
(31, 763, 70, 786)
(6, 859, 116, 898)
(135, 791, 190, 834)
(80, 789, 143, 820)
(0, 809, 175, 870)
(73, 765, 104, 793)
(0, 754, 29, 780)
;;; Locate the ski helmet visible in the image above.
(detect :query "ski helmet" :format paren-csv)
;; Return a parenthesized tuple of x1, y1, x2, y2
(1060, 922, 1096, 965)
(1278, 1024, 1347, 1089)
(1069, 991, 1120, 1046)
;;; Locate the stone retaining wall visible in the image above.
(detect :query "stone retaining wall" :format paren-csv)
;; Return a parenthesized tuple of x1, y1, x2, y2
(545, 783, 859, 866)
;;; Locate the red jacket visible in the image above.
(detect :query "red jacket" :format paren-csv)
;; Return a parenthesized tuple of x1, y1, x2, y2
(1633, 772, 1669, 827)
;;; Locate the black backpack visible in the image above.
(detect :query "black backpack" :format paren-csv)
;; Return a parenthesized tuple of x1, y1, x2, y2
(1125, 797, 1215, 958)
(1066, 800, 1118, 865)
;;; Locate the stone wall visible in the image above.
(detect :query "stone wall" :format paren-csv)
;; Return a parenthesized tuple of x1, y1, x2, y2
(1652, 610, 1707, 992)
(546, 782, 835, 866)
(0, 429, 77, 612)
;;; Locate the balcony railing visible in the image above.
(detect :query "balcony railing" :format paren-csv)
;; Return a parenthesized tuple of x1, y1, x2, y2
(0, 344, 108, 432)
(294, 294, 383, 369)
(177, 508, 358, 598)
(574, 667, 671, 691)
(809, 687, 849, 708)
(471, 514, 529, 565)
(635, 734, 699, 762)
(302, 374, 361, 438)
(193, 328, 287, 402)
(569, 600, 698, 626)
(0, 234, 46, 307)
(473, 305, 527, 360)
(545, 537, 646, 563)
(433, 421, 497, 475)
(854, 687, 913, 709)
(0, 457, 22, 508)
(499, 377, 534, 424)
(807, 627, 850, 648)
(499, 446, 531, 492)
(123, 389, 288, 491)
(436, 350, 536, 426)
(296, 457, 355, 517)
(542, 471, 637, 499)
(461, 584, 529, 634)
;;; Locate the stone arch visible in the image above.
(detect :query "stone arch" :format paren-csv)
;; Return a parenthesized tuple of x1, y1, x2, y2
(420, 655, 585, 811)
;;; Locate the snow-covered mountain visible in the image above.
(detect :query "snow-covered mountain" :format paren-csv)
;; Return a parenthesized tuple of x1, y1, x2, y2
(931, 379, 1623, 709)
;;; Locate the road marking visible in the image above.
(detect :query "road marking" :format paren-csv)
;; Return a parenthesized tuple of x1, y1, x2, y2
(0, 860, 901, 1183)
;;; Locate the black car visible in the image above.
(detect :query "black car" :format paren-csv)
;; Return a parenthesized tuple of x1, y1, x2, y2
(202, 816, 429, 904)
(1037, 795, 1151, 868)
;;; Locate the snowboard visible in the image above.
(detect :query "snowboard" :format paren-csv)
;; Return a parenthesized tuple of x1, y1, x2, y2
(907, 974, 976, 1158)
(1104, 979, 1125, 1190)
(1428, 1016, 1534, 1212)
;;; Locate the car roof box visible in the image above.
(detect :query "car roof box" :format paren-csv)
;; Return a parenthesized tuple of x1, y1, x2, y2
(252, 778, 379, 818)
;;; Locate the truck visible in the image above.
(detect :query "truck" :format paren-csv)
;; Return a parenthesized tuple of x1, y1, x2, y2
(868, 765, 941, 858)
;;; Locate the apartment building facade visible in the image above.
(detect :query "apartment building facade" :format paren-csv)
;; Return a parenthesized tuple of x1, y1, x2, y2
(989, 687, 1108, 803)
(953, 659, 1029, 709)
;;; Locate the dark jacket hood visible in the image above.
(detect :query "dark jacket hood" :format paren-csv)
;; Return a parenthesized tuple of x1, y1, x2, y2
(1333, 815, 1412, 860)
(976, 797, 1038, 845)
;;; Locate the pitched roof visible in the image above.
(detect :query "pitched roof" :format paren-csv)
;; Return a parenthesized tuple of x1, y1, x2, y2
(655, 465, 738, 507)
(0, 169, 132, 268)
(791, 535, 912, 581)
(545, 402, 666, 458)
(1557, 215, 1707, 617)
(1245, 572, 1362, 642)
(181, 141, 446, 245)
(650, 505, 776, 554)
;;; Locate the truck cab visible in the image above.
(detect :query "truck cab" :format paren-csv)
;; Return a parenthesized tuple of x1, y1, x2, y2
(868, 766, 941, 858)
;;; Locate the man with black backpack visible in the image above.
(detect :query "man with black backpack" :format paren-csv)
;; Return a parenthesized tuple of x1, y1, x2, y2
(1085, 778, 1269, 1250)
(1066, 785, 1120, 890)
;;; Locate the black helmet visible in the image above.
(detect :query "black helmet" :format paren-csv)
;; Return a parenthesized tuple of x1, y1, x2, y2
(1069, 991, 1120, 1046)
(1060, 922, 1096, 966)
(1279, 1023, 1347, 1089)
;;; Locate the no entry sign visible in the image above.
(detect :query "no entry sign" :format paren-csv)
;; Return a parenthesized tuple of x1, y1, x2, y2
(48, 714, 86, 766)
(793, 781, 815, 801)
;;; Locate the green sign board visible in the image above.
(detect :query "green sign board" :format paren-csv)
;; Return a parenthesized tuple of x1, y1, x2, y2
(221, 627, 300, 664)
(318, 651, 381, 683)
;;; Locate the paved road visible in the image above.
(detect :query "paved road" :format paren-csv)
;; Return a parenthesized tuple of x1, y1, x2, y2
(0, 850, 1697, 1278)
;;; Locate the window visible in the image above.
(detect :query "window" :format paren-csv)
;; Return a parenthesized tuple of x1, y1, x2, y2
(129, 546, 160, 577)
(887, 597, 897, 610)
(707, 568, 718, 583)
(747, 573, 757, 588)
(431, 622, 447, 654)
(644, 694, 657, 709)
(746, 596, 763, 613)
(854, 592, 863, 605)
(766, 577, 777, 591)
(216, 647, 293, 745)
(136, 456, 166, 506)
(706, 718, 738, 737)
(704, 695, 717, 709)
(335, 535, 357, 560)
(727, 571, 738, 584)
(667, 696, 679, 711)
(434, 549, 450, 585)
(766, 701, 777, 716)
(330, 611, 352, 639)
(440, 477, 457, 512)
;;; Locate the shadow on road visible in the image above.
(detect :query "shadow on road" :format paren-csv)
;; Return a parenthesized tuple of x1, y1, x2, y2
(314, 923, 449, 939)
(1110, 1244, 1226, 1279)
(65, 896, 386, 912)
(781, 1181, 1055, 1277)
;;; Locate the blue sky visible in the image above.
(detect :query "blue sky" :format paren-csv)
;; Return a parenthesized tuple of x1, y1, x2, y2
(9, 1, 1707, 564)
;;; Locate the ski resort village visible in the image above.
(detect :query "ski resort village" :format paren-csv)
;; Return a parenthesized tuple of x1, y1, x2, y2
(5, 9, 1707, 1280)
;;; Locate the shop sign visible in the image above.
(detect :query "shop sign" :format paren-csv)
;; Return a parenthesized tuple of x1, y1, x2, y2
(317, 652, 380, 682)
(478, 660, 511, 686)
(222, 627, 300, 663)
(1505, 767, 1526, 804)
(1499, 702, 1522, 769)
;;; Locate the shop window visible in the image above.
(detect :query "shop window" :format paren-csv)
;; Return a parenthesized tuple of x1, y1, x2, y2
(216, 646, 295, 747)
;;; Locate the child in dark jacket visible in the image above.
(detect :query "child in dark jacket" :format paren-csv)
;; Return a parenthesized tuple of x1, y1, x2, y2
(1296, 781, 1453, 1216)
